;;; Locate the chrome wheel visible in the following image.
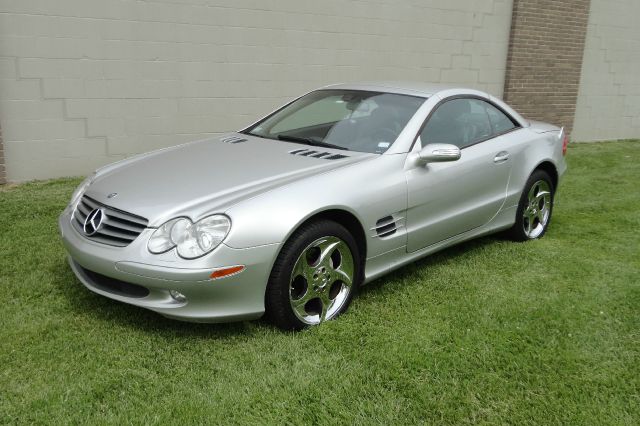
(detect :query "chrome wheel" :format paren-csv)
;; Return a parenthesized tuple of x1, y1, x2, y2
(523, 180, 551, 239)
(289, 236, 354, 325)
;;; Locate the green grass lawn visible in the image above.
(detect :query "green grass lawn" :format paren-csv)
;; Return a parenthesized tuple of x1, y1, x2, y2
(1, 141, 639, 424)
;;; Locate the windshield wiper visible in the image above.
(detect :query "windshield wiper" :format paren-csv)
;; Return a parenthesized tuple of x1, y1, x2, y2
(276, 135, 349, 151)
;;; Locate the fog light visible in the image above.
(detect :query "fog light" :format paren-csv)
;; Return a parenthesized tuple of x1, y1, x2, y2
(169, 290, 187, 303)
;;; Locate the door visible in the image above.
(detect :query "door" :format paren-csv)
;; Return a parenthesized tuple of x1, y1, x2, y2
(406, 97, 518, 252)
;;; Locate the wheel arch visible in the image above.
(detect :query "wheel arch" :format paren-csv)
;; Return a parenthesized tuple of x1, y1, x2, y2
(532, 160, 559, 190)
(287, 208, 367, 261)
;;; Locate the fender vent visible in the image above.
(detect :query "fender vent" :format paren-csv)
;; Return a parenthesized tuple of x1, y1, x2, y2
(220, 135, 247, 144)
(372, 215, 404, 238)
(289, 149, 349, 160)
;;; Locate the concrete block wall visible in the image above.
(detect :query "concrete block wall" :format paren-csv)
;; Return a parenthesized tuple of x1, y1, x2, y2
(572, 0, 640, 141)
(0, 0, 513, 182)
(0, 123, 4, 184)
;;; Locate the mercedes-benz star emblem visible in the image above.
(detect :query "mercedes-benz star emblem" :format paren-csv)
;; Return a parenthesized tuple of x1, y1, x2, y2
(83, 208, 105, 236)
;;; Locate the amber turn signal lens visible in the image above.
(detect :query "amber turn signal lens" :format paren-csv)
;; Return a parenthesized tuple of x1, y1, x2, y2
(210, 265, 245, 280)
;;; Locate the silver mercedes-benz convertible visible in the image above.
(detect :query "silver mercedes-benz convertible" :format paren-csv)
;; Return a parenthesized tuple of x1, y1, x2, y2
(59, 82, 568, 330)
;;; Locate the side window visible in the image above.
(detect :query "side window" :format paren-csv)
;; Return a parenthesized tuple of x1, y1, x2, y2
(484, 102, 517, 135)
(420, 98, 492, 148)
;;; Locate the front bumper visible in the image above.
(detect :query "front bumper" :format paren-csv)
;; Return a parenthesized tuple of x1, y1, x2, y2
(59, 206, 280, 323)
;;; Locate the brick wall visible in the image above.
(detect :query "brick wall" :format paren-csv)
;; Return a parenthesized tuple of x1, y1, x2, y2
(0, 0, 513, 182)
(573, 0, 640, 141)
(503, 0, 591, 137)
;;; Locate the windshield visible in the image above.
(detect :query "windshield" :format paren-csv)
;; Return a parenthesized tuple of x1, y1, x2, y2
(243, 90, 426, 154)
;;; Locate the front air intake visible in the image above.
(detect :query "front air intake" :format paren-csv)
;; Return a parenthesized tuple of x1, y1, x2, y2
(75, 262, 150, 298)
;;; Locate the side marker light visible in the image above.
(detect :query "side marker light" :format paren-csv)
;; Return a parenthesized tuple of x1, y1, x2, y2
(210, 265, 245, 280)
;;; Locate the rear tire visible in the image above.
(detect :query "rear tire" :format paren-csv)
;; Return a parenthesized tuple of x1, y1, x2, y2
(265, 220, 361, 331)
(507, 169, 555, 241)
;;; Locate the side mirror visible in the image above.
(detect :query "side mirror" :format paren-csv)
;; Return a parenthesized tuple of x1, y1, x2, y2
(417, 143, 461, 165)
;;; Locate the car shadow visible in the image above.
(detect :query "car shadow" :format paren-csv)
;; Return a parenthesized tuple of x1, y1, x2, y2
(50, 234, 504, 337)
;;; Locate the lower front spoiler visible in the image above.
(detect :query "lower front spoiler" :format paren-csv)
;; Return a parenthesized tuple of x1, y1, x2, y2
(67, 244, 279, 323)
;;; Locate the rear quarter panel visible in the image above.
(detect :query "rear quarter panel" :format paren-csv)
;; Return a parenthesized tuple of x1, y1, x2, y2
(504, 127, 567, 209)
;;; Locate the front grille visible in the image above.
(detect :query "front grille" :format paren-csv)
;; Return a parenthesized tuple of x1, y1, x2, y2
(72, 195, 149, 247)
(78, 264, 150, 298)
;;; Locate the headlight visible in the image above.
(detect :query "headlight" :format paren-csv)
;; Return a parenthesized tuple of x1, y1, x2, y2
(70, 173, 96, 205)
(148, 215, 231, 259)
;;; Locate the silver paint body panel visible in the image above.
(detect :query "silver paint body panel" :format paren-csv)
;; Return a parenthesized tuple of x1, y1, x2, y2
(59, 82, 567, 322)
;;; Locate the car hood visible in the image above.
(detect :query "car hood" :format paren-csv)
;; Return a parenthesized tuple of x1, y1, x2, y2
(85, 134, 372, 226)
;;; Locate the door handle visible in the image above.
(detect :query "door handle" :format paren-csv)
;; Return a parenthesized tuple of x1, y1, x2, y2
(494, 151, 509, 163)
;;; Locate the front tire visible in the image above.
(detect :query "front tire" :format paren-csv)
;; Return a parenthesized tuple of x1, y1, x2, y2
(265, 220, 361, 330)
(507, 169, 555, 241)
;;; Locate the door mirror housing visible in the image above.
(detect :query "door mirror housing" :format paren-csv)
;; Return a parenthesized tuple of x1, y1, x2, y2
(417, 143, 461, 165)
